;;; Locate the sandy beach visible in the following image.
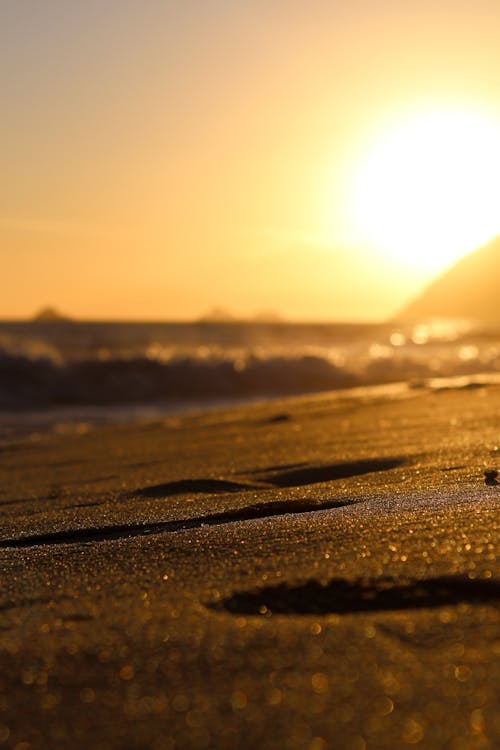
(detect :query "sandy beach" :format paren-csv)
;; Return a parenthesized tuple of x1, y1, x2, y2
(5, 0, 500, 747)
(1, 382, 499, 749)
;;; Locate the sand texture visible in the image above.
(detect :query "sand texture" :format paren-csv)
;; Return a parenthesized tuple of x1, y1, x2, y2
(1, 384, 499, 749)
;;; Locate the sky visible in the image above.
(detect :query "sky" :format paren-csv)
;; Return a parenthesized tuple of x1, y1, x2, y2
(2, 0, 500, 321)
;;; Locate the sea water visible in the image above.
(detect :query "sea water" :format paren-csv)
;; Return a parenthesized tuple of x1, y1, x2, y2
(1, 318, 499, 436)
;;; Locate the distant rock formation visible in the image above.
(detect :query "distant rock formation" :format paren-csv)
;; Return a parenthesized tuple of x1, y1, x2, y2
(32, 306, 72, 323)
(197, 307, 236, 323)
(398, 235, 500, 321)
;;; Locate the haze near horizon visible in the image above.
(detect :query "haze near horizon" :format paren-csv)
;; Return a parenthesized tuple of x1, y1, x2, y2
(3, 1, 500, 321)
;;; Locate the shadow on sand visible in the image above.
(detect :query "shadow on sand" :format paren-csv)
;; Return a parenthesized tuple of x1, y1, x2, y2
(134, 456, 406, 498)
(209, 576, 500, 615)
(0, 496, 359, 549)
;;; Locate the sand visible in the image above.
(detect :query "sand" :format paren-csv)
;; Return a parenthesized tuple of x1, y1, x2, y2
(0, 383, 499, 749)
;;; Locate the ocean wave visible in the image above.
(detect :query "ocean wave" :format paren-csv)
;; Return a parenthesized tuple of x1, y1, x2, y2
(0, 351, 357, 409)
(1, 345, 500, 409)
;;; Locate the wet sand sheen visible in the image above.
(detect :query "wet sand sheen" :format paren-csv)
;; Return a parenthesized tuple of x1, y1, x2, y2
(0, 384, 499, 748)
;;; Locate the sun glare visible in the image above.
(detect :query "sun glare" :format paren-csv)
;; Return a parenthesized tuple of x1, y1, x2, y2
(352, 108, 500, 271)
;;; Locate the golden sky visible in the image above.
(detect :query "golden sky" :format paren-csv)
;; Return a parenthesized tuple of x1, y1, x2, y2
(2, 1, 500, 321)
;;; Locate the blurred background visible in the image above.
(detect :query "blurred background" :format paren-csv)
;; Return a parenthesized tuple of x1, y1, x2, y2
(2, 0, 500, 428)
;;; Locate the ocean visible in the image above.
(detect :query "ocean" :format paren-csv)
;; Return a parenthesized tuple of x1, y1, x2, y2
(1, 318, 500, 438)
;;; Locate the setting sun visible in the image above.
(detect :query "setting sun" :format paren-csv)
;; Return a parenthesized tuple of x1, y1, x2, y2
(352, 108, 500, 271)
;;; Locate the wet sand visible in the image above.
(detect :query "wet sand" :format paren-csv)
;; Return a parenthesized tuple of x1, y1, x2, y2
(1, 383, 499, 749)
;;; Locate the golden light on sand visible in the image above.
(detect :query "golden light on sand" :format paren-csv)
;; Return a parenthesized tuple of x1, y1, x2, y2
(352, 108, 500, 271)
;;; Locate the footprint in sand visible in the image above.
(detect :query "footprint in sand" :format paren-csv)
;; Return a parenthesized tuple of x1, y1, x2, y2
(208, 576, 500, 616)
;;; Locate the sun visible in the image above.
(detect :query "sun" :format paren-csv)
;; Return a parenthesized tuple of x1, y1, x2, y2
(351, 107, 500, 271)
